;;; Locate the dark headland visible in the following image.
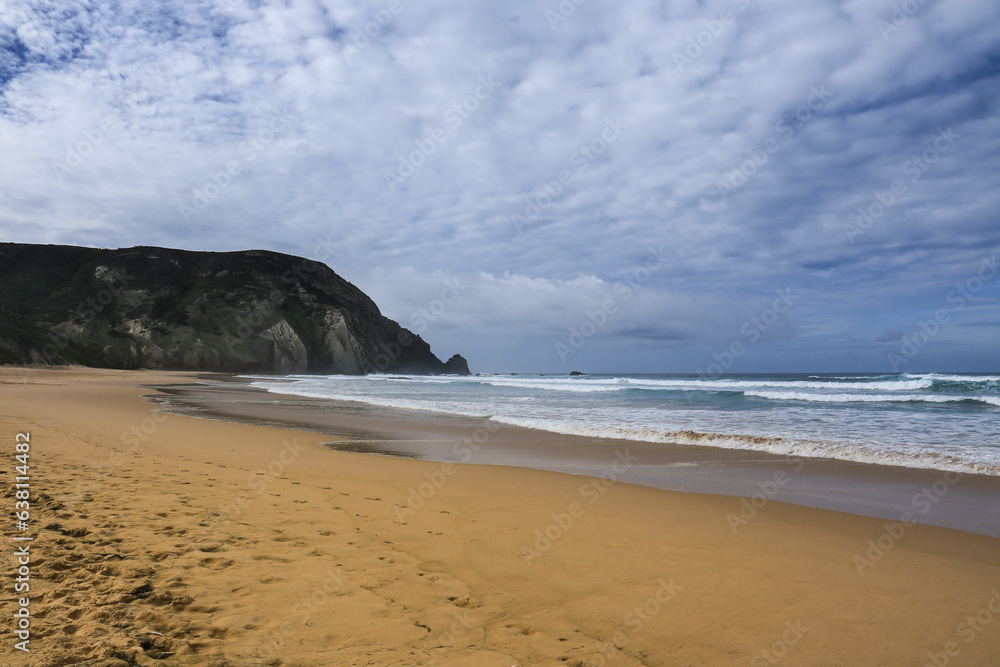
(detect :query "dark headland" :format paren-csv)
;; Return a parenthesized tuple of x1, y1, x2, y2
(0, 243, 470, 375)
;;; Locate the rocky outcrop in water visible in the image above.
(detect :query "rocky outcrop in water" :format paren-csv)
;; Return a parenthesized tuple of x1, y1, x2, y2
(444, 354, 472, 376)
(0, 243, 471, 375)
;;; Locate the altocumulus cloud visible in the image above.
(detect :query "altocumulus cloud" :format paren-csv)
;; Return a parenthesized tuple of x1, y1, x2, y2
(1, 0, 998, 372)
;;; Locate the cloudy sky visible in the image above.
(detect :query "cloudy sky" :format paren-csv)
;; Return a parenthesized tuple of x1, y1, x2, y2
(1, 0, 998, 373)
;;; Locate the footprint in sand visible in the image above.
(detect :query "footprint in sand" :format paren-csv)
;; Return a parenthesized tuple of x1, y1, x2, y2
(448, 596, 481, 609)
(252, 554, 292, 563)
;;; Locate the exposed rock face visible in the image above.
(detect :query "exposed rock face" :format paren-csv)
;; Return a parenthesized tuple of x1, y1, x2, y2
(262, 319, 309, 374)
(444, 354, 471, 376)
(0, 243, 471, 375)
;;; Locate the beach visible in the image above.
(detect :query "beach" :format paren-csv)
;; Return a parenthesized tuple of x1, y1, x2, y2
(158, 376, 1000, 537)
(3, 367, 1000, 666)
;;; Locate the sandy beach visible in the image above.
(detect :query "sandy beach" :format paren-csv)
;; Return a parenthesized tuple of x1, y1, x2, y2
(3, 367, 1000, 666)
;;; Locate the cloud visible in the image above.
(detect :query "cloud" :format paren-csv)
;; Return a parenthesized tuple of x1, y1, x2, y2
(1, 0, 998, 372)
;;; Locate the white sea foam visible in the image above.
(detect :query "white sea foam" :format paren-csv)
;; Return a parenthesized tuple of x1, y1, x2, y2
(247, 382, 492, 418)
(744, 391, 1000, 406)
(479, 376, 934, 393)
(481, 380, 628, 392)
(245, 373, 1000, 477)
(916, 373, 1000, 383)
(489, 416, 1000, 476)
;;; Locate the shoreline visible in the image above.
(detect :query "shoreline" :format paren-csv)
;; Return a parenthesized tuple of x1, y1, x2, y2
(243, 371, 1000, 478)
(3, 367, 1000, 665)
(154, 374, 1000, 537)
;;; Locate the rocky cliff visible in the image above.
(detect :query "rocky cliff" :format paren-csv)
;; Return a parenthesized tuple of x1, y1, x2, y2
(0, 243, 470, 375)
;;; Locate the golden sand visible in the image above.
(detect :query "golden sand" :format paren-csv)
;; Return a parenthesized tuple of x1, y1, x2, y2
(1, 367, 999, 666)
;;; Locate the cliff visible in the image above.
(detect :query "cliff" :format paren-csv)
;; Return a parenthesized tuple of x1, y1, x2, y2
(0, 243, 470, 375)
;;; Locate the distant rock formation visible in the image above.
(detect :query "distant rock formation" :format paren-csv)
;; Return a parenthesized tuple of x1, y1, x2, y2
(570, 370, 586, 376)
(443, 354, 471, 375)
(0, 243, 471, 375)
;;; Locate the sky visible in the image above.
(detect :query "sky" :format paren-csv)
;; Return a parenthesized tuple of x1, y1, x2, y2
(1, 0, 999, 374)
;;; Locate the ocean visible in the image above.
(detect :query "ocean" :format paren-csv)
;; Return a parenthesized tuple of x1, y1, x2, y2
(246, 372, 1000, 477)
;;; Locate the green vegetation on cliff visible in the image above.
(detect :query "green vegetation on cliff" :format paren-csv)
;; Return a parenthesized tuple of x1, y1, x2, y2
(0, 243, 470, 375)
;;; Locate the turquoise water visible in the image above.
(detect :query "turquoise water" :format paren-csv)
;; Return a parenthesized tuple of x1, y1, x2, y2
(247, 372, 1000, 476)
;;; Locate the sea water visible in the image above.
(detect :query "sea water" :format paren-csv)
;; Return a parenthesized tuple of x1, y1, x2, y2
(246, 373, 1000, 476)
